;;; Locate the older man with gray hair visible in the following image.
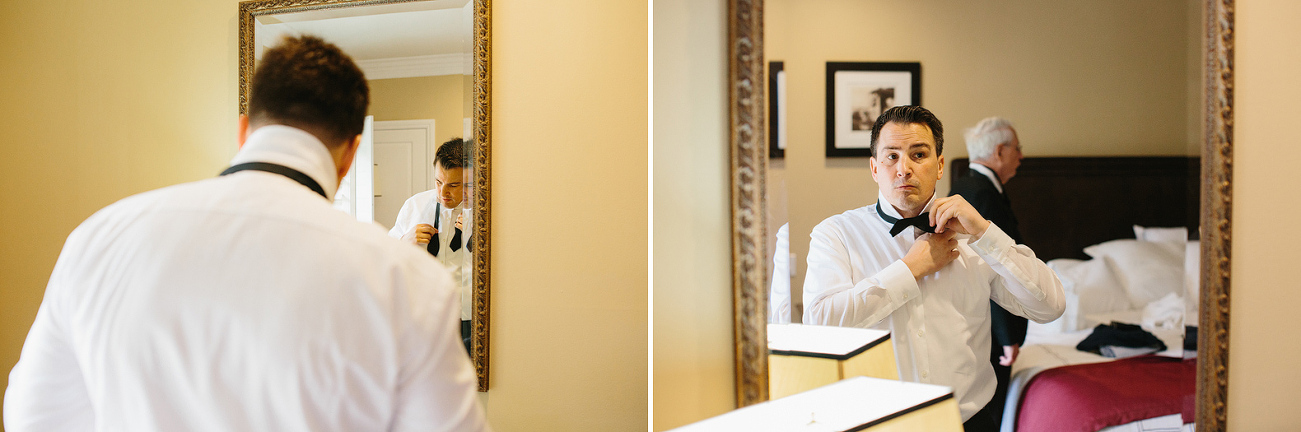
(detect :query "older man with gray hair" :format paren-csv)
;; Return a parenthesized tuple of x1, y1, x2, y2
(948, 116, 1025, 429)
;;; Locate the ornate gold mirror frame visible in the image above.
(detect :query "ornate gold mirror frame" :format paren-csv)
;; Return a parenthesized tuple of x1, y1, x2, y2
(727, 0, 768, 407)
(1197, 1, 1233, 429)
(239, 0, 493, 392)
(727, 1, 1233, 429)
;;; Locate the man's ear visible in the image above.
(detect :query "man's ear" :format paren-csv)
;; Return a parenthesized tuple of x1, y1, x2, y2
(336, 134, 362, 181)
(869, 155, 879, 176)
(238, 115, 250, 149)
(937, 155, 945, 180)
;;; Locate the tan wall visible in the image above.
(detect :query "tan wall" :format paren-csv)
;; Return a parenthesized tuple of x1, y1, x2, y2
(369, 75, 468, 146)
(0, 0, 648, 430)
(1228, 1, 1301, 429)
(766, 0, 1203, 320)
(651, 0, 735, 430)
(487, 0, 647, 429)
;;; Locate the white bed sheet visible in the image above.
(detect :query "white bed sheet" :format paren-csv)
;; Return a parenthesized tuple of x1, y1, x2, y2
(1098, 414, 1192, 432)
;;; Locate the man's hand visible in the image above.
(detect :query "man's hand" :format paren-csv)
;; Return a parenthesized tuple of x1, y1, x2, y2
(999, 344, 1020, 366)
(930, 195, 992, 237)
(401, 223, 438, 245)
(902, 230, 959, 279)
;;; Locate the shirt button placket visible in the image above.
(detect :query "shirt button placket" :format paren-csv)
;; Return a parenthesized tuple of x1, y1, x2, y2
(918, 326, 927, 380)
(912, 305, 928, 381)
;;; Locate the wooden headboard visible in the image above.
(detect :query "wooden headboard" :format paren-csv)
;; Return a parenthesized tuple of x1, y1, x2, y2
(951, 157, 1200, 261)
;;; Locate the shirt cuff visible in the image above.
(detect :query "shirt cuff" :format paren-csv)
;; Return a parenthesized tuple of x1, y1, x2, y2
(969, 222, 1014, 257)
(861, 260, 921, 305)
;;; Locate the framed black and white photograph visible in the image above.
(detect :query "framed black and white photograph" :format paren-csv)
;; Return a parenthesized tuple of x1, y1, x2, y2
(768, 61, 786, 159)
(825, 62, 921, 157)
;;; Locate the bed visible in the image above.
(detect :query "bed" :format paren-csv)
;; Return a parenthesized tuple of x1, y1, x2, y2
(950, 157, 1200, 432)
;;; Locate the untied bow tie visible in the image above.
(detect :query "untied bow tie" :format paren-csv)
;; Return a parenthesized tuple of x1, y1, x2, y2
(427, 205, 466, 256)
(877, 203, 936, 237)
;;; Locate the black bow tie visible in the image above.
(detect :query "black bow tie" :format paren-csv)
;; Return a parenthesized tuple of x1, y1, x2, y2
(449, 225, 463, 252)
(877, 203, 936, 237)
(427, 204, 465, 256)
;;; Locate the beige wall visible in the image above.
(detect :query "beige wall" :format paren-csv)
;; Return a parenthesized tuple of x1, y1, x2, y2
(0, 0, 648, 430)
(369, 74, 470, 148)
(767, 0, 1203, 319)
(1228, 0, 1301, 429)
(651, 0, 735, 430)
(487, 0, 647, 429)
(369, 75, 468, 146)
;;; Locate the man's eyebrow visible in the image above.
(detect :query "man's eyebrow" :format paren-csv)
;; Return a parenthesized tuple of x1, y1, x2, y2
(880, 142, 934, 151)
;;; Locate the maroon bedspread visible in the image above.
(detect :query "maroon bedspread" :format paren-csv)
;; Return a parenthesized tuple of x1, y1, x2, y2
(1016, 355, 1196, 432)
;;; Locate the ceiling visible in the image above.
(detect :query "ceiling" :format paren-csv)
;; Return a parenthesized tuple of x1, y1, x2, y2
(256, 0, 472, 62)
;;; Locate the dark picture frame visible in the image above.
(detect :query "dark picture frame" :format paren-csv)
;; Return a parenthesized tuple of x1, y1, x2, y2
(825, 62, 921, 158)
(768, 61, 785, 159)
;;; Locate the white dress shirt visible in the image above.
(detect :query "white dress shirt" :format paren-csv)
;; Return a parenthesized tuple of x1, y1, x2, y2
(4, 125, 490, 432)
(802, 192, 1064, 421)
(388, 192, 473, 321)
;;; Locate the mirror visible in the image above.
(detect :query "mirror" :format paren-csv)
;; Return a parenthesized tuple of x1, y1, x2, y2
(239, 0, 492, 391)
(728, 0, 1233, 429)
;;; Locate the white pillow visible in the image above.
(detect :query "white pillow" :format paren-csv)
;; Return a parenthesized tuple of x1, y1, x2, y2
(1132, 225, 1188, 257)
(1049, 257, 1132, 332)
(1083, 240, 1184, 309)
(1133, 225, 1188, 242)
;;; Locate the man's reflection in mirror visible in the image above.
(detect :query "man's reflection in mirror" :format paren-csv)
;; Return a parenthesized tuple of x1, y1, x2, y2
(802, 106, 1064, 431)
(389, 138, 475, 354)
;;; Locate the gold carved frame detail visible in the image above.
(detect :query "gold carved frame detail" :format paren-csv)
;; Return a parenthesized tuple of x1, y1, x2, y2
(1197, 0, 1233, 429)
(727, 0, 1235, 423)
(239, 0, 493, 392)
(727, 0, 768, 408)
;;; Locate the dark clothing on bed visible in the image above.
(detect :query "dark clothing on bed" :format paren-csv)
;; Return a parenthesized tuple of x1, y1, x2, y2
(1076, 322, 1168, 355)
(951, 167, 1026, 428)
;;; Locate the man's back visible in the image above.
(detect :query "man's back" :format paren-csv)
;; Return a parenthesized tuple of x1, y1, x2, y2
(5, 157, 486, 431)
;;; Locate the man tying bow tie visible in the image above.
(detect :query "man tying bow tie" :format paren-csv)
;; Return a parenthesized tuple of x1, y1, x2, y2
(390, 137, 475, 355)
(801, 105, 1064, 432)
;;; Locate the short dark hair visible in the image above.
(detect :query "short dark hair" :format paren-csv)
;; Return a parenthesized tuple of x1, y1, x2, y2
(869, 105, 945, 158)
(435, 138, 468, 170)
(248, 35, 369, 146)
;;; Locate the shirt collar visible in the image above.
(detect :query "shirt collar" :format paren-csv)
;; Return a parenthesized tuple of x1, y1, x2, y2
(876, 191, 938, 219)
(230, 125, 340, 200)
(968, 163, 1004, 194)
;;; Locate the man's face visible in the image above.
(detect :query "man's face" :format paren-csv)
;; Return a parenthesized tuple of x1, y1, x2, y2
(433, 163, 466, 208)
(998, 129, 1024, 181)
(870, 121, 944, 217)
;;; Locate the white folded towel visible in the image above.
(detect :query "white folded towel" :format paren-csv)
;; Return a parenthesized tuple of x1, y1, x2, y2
(1142, 292, 1185, 331)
